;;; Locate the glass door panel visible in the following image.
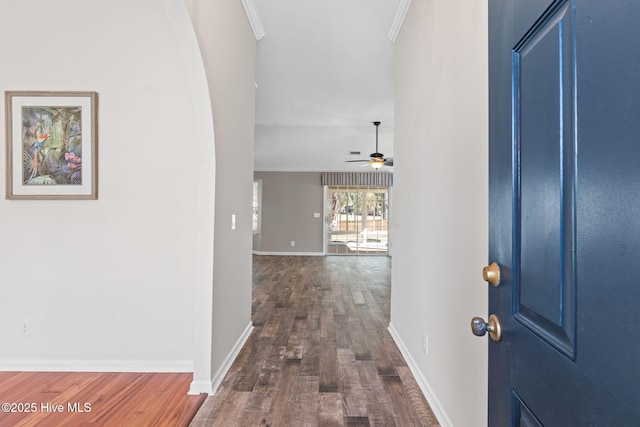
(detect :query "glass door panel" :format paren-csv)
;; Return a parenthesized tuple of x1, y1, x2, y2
(326, 186, 388, 255)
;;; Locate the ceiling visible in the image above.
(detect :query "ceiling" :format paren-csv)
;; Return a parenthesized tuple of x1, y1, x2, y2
(249, 0, 404, 172)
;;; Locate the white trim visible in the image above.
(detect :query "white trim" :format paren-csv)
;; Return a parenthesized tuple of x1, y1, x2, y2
(211, 322, 254, 395)
(241, 0, 265, 40)
(387, 186, 393, 257)
(388, 0, 413, 43)
(189, 322, 254, 395)
(323, 185, 328, 255)
(189, 380, 214, 395)
(253, 251, 325, 256)
(0, 359, 193, 373)
(253, 179, 263, 235)
(388, 323, 453, 427)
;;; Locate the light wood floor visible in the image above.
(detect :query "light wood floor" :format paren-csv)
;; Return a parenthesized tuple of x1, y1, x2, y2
(0, 371, 205, 426)
(190, 255, 439, 427)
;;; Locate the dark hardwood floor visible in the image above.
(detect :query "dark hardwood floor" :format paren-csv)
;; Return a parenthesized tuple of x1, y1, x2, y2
(190, 255, 439, 427)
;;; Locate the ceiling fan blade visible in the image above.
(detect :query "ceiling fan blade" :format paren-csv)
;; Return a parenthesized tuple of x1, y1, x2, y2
(345, 159, 369, 163)
(384, 157, 393, 166)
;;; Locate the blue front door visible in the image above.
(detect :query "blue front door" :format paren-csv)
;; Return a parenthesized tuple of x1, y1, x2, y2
(488, 0, 640, 424)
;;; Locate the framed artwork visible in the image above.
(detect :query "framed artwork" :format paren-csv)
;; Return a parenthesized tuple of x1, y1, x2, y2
(5, 91, 98, 200)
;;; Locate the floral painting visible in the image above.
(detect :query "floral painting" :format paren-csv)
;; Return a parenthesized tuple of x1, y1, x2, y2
(5, 91, 98, 199)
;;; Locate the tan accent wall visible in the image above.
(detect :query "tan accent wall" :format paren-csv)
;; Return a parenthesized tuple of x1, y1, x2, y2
(253, 172, 325, 254)
(188, 0, 257, 382)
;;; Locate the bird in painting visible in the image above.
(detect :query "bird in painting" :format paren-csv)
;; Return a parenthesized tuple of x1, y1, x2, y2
(29, 133, 51, 178)
(30, 133, 51, 149)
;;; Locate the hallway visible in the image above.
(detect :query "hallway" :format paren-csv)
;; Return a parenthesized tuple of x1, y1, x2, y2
(190, 255, 439, 426)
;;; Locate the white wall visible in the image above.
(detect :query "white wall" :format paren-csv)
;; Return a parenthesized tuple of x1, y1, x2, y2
(390, 1, 489, 426)
(0, 0, 213, 371)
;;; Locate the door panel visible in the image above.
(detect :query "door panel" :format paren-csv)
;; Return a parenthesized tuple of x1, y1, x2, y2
(575, 0, 640, 407)
(489, 0, 640, 424)
(512, 391, 543, 427)
(513, 0, 575, 358)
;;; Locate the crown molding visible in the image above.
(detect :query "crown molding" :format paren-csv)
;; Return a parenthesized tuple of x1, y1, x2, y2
(388, 0, 413, 43)
(241, 0, 265, 41)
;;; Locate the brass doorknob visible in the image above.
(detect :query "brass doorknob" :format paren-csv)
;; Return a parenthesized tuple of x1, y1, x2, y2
(482, 262, 501, 287)
(471, 314, 502, 342)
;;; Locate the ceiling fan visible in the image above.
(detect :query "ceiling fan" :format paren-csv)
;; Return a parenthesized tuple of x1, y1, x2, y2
(345, 121, 393, 169)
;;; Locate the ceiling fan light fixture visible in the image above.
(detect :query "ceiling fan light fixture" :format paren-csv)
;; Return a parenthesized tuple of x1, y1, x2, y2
(369, 158, 385, 169)
(344, 121, 391, 169)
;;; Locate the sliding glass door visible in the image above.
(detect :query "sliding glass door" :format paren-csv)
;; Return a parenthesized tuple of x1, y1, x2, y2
(326, 186, 389, 255)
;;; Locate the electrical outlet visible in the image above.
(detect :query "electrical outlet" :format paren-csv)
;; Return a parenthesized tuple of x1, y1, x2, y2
(422, 333, 428, 355)
(290, 241, 295, 247)
(20, 319, 31, 337)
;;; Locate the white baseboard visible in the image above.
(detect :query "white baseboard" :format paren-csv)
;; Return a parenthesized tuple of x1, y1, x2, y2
(388, 323, 453, 427)
(189, 322, 254, 396)
(253, 250, 324, 256)
(189, 380, 214, 395)
(0, 359, 193, 373)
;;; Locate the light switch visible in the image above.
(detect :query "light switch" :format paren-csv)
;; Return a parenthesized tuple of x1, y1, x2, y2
(231, 214, 236, 230)
(313, 212, 321, 218)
